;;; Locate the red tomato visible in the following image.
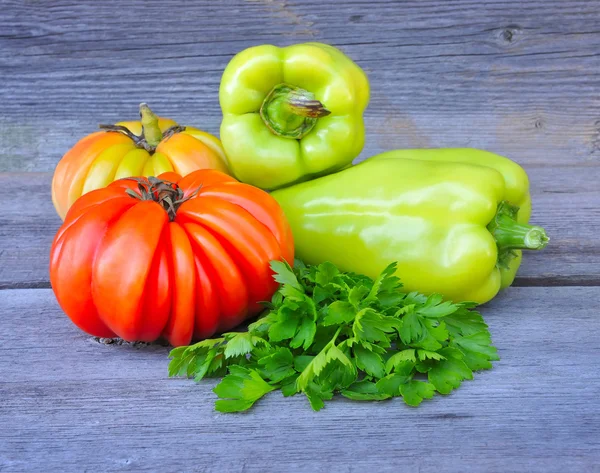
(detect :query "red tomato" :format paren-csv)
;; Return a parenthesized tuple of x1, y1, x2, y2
(49, 169, 294, 346)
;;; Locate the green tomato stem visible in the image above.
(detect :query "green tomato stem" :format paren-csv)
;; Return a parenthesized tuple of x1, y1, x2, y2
(139, 103, 163, 147)
(488, 201, 549, 251)
(99, 104, 185, 154)
(260, 83, 331, 139)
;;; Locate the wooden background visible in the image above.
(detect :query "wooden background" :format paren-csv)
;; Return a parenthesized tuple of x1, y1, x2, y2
(1, 0, 599, 471)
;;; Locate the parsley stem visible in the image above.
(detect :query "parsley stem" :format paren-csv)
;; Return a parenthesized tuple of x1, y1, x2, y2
(330, 326, 343, 346)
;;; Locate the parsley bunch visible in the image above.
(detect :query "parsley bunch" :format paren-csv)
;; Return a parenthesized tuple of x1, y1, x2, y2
(168, 260, 499, 412)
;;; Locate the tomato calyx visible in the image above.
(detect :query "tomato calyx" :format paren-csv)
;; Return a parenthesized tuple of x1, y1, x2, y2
(98, 124, 185, 154)
(98, 103, 186, 154)
(124, 177, 201, 220)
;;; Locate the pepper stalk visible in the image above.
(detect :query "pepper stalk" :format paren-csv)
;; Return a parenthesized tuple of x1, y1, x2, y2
(260, 83, 331, 139)
(488, 201, 549, 267)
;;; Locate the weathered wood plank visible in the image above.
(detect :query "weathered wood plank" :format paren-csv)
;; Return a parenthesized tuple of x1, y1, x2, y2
(1, 0, 599, 172)
(0, 173, 60, 288)
(0, 166, 598, 288)
(1, 1, 599, 472)
(0, 287, 598, 472)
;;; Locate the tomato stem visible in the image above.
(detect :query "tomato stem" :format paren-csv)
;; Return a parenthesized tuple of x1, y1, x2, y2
(124, 176, 202, 221)
(139, 103, 163, 147)
(98, 104, 186, 154)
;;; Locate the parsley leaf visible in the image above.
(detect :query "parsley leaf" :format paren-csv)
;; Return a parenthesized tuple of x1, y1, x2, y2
(296, 327, 356, 392)
(314, 261, 340, 286)
(353, 343, 386, 378)
(213, 366, 276, 413)
(223, 332, 269, 359)
(365, 262, 399, 302)
(400, 380, 436, 406)
(445, 306, 490, 337)
(451, 331, 500, 370)
(304, 381, 334, 411)
(168, 338, 226, 381)
(385, 349, 417, 371)
(376, 372, 411, 396)
(290, 316, 317, 350)
(269, 260, 303, 291)
(323, 301, 355, 326)
(417, 294, 458, 318)
(258, 347, 296, 383)
(170, 259, 499, 412)
(353, 309, 400, 344)
(341, 380, 391, 401)
(427, 347, 474, 394)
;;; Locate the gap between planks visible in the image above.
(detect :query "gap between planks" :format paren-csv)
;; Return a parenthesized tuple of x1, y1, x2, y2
(3, 277, 600, 291)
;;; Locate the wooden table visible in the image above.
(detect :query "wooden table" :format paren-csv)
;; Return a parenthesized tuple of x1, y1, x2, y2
(1, 1, 599, 471)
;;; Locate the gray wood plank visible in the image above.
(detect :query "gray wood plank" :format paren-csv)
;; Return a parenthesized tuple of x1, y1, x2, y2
(0, 287, 599, 472)
(1, 0, 599, 172)
(1, 166, 598, 288)
(0, 173, 60, 288)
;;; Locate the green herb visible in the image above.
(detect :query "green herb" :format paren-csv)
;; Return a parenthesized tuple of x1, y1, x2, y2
(168, 260, 499, 412)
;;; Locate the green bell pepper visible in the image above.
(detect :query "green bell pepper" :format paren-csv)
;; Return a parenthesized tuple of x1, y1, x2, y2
(219, 43, 369, 190)
(272, 149, 549, 304)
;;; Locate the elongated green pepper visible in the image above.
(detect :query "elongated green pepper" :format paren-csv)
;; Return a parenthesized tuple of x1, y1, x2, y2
(272, 149, 549, 304)
(219, 43, 369, 190)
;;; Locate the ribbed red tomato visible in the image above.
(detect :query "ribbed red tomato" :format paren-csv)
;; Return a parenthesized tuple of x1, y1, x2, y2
(49, 169, 294, 346)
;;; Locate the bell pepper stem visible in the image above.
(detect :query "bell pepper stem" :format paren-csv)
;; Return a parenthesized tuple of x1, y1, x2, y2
(260, 83, 331, 139)
(285, 89, 331, 118)
(488, 201, 549, 251)
(139, 103, 163, 148)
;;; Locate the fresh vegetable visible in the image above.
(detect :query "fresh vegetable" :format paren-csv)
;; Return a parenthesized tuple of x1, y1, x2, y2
(169, 260, 498, 412)
(219, 43, 369, 190)
(50, 170, 294, 346)
(272, 149, 549, 304)
(52, 103, 229, 219)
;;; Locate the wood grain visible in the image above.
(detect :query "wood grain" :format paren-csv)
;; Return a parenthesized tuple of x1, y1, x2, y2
(0, 287, 598, 472)
(1, 166, 598, 288)
(1, 1, 599, 471)
(0, 173, 60, 289)
(1, 0, 599, 172)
